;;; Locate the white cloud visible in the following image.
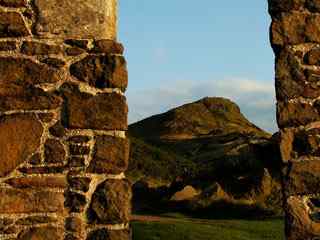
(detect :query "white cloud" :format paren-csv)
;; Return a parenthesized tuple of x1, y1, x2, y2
(127, 78, 278, 133)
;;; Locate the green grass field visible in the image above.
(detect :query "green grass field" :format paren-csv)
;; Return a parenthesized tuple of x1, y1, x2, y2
(132, 217, 284, 240)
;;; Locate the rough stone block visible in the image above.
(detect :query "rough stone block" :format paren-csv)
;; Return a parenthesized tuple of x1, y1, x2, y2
(44, 139, 66, 164)
(284, 160, 320, 196)
(17, 227, 64, 240)
(87, 136, 129, 174)
(21, 41, 63, 55)
(275, 47, 320, 100)
(0, 114, 43, 177)
(87, 179, 131, 224)
(285, 196, 320, 240)
(271, 12, 320, 47)
(64, 191, 87, 213)
(280, 127, 320, 162)
(70, 55, 128, 91)
(0, 41, 17, 51)
(0, 12, 29, 37)
(67, 177, 91, 192)
(0, 0, 27, 7)
(277, 101, 320, 128)
(34, 0, 117, 39)
(60, 83, 128, 131)
(0, 188, 64, 213)
(5, 176, 67, 189)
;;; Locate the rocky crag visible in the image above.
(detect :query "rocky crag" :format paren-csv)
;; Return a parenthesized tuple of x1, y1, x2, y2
(128, 97, 282, 217)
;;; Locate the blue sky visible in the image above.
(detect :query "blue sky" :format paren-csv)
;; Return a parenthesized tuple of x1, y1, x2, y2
(118, 1, 277, 133)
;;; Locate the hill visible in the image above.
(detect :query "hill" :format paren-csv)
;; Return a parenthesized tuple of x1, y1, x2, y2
(127, 97, 282, 217)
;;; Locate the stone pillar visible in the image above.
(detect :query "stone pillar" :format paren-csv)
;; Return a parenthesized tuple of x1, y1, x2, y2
(0, 0, 131, 239)
(269, 1, 320, 239)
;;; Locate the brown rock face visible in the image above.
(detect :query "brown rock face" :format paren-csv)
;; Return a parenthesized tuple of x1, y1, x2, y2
(5, 176, 67, 189)
(0, 12, 29, 37)
(286, 196, 320, 240)
(0, 57, 62, 111)
(70, 55, 128, 90)
(87, 180, 131, 224)
(0, 188, 64, 213)
(0, 0, 27, 7)
(17, 227, 64, 240)
(284, 160, 320, 196)
(87, 136, 129, 174)
(271, 12, 320, 47)
(44, 139, 66, 164)
(34, 0, 117, 39)
(21, 42, 63, 55)
(277, 101, 320, 128)
(275, 47, 320, 100)
(0, 114, 43, 177)
(60, 83, 127, 131)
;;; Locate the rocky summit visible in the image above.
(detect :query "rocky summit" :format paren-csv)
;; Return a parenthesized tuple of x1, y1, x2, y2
(128, 97, 282, 217)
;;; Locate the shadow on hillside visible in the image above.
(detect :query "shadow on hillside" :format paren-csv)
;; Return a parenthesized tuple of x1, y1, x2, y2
(132, 182, 283, 220)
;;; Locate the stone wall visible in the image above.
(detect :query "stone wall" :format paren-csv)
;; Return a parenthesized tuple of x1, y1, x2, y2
(0, 0, 131, 239)
(269, 0, 320, 239)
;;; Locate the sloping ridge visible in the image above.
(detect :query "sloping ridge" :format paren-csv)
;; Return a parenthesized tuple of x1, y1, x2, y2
(129, 97, 270, 141)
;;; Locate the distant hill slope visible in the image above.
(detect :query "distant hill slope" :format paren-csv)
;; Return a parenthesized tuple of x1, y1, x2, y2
(127, 97, 282, 216)
(129, 97, 270, 140)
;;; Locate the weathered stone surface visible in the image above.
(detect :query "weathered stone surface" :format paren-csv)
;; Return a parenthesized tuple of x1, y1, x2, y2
(5, 176, 67, 189)
(28, 153, 42, 165)
(86, 229, 130, 240)
(18, 166, 65, 174)
(16, 216, 57, 225)
(66, 47, 86, 56)
(275, 47, 320, 100)
(49, 121, 66, 137)
(268, 0, 305, 15)
(40, 58, 66, 68)
(271, 13, 320, 47)
(0, 57, 62, 111)
(64, 39, 89, 49)
(0, 0, 27, 7)
(17, 227, 64, 240)
(60, 83, 127, 131)
(70, 55, 128, 90)
(34, 0, 117, 39)
(64, 191, 87, 213)
(68, 136, 91, 143)
(284, 160, 320, 196)
(0, 87, 62, 111)
(0, 218, 13, 234)
(68, 177, 91, 192)
(87, 136, 129, 174)
(304, 47, 320, 65)
(0, 57, 60, 85)
(0, 41, 17, 51)
(21, 41, 63, 55)
(65, 217, 83, 232)
(91, 40, 124, 54)
(0, 114, 43, 177)
(87, 180, 131, 224)
(285, 196, 320, 240)
(44, 139, 66, 164)
(280, 127, 320, 162)
(277, 101, 320, 128)
(67, 156, 86, 168)
(0, 188, 64, 213)
(69, 145, 90, 155)
(0, 12, 29, 37)
(37, 113, 54, 123)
